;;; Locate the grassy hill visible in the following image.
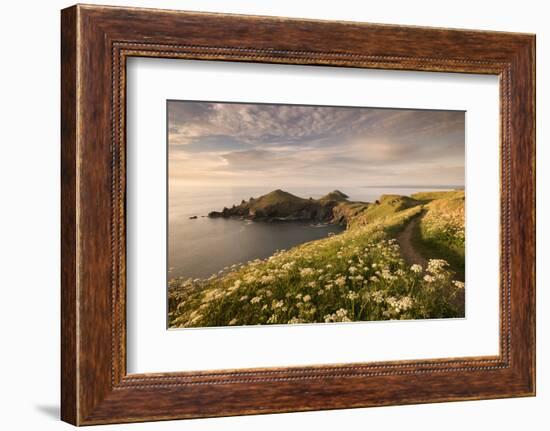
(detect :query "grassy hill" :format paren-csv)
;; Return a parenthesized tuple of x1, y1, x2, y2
(169, 190, 465, 328)
(319, 190, 349, 202)
(208, 189, 347, 222)
(349, 195, 420, 230)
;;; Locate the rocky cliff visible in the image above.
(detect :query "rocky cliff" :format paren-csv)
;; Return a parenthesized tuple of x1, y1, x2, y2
(208, 189, 364, 224)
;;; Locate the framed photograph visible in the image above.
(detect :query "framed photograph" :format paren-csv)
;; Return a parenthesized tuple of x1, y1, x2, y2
(61, 4, 535, 425)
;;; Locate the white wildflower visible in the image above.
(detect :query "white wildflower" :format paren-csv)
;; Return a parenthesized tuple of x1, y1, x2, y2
(324, 308, 351, 323)
(272, 299, 284, 309)
(453, 280, 465, 289)
(300, 267, 315, 277)
(335, 276, 346, 287)
(410, 264, 422, 273)
(347, 291, 359, 301)
(427, 259, 448, 274)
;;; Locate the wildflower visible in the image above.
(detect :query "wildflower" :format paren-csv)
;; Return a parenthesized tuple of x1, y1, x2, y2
(239, 295, 248, 302)
(281, 262, 294, 271)
(410, 264, 422, 273)
(243, 273, 256, 283)
(349, 266, 357, 274)
(381, 269, 392, 280)
(423, 275, 436, 283)
(300, 267, 315, 277)
(307, 281, 317, 288)
(272, 300, 284, 309)
(347, 291, 359, 301)
(227, 279, 242, 292)
(371, 291, 385, 303)
(453, 280, 465, 289)
(260, 274, 276, 284)
(399, 296, 414, 311)
(324, 308, 351, 323)
(250, 296, 262, 304)
(303, 295, 311, 302)
(228, 318, 238, 325)
(335, 276, 346, 287)
(427, 259, 448, 274)
(387, 296, 414, 313)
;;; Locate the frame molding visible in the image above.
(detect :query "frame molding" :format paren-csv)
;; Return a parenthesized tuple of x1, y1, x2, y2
(61, 4, 535, 425)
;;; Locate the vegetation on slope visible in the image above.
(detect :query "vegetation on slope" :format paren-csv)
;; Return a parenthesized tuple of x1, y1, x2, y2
(208, 189, 344, 222)
(168, 190, 466, 328)
(348, 195, 420, 231)
(411, 190, 465, 280)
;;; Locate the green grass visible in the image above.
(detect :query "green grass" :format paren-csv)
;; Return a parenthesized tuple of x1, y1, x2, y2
(410, 191, 465, 281)
(348, 195, 420, 228)
(411, 216, 465, 281)
(411, 190, 464, 202)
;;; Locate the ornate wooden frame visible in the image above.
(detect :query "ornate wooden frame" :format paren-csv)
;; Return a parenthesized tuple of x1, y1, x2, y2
(61, 4, 535, 425)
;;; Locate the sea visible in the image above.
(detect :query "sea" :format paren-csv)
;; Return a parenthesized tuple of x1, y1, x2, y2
(168, 185, 457, 279)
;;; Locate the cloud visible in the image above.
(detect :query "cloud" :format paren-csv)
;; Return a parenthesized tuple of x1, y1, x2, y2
(168, 101, 464, 187)
(220, 149, 273, 166)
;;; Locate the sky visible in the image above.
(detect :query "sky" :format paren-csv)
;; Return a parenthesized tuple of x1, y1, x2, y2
(168, 101, 465, 188)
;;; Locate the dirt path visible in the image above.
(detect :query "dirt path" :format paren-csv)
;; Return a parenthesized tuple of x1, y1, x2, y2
(396, 218, 427, 268)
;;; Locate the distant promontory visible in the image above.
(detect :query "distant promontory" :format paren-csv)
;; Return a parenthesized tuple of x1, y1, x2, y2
(208, 189, 356, 224)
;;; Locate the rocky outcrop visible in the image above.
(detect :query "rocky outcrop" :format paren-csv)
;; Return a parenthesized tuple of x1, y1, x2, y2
(208, 189, 360, 224)
(331, 201, 369, 225)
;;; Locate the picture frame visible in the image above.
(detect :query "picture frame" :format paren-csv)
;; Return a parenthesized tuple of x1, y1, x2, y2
(61, 4, 535, 425)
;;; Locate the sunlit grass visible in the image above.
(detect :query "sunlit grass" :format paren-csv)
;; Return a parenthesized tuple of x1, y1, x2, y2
(412, 191, 465, 280)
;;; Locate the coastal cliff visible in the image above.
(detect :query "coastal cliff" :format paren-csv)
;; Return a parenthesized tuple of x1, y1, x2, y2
(208, 189, 364, 224)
